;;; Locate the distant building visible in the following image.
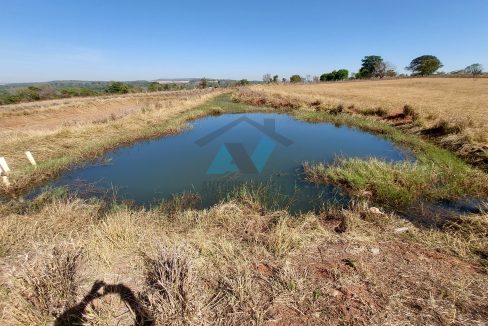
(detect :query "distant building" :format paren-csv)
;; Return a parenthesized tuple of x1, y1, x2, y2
(156, 80, 190, 84)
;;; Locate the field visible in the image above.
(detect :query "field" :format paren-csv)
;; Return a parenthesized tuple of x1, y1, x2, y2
(248, 78, 488, 167)
(1, 81, 488, 325)
(250, 78, 488, 140)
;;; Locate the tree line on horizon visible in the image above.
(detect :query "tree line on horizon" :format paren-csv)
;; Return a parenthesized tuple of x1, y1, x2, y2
(0, 81, 153, 105)
(1, 55, 485, 105)
(0, 80, 196, 105)
(263, 55, 484, 83)
(0, 78, 247, 105)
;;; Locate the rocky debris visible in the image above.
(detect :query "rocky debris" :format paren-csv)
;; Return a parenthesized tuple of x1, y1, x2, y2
(394, 227, 410, 234)
(369, 207, 384, 215)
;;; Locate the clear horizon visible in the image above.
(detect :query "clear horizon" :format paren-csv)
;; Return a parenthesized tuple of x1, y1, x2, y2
(1, 0, 487, 83)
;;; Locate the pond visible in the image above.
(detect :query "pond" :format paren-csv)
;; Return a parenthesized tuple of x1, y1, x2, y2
(43, 113, 410, 212)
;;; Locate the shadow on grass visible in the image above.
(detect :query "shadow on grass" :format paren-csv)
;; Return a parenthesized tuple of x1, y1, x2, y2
(55, 281, 153, 326)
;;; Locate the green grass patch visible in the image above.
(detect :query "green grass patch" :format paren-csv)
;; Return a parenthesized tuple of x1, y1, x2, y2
(299, 111, 488, 208)
(304, 158, 488, 208)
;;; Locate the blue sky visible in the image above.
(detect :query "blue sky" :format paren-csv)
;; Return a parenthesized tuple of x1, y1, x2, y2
(1, 0, 487, 83)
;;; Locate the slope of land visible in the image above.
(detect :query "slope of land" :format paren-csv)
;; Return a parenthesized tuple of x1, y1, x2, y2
(0, 89, 221, 193)
(0, 85, 487, 325)
(244, 78, 488, 167)
(250, 78, 488, 138)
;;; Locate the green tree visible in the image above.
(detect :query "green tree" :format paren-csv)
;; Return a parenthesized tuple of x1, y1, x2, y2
(290, 75, 302, 83)
(320, 73, 330, 81)
(406, 55, 443, 76)
(16, 86, 42, 101)
(358, 56, 383, 78)
(148, 82, 162, 92)
(61, 87, 98, 97)
(335, 69, 349, 80)
(105, 81, 129, 94)
(465, 63, 483, 76)
(273, 75, 279, 83)
(320, 69, 348, 81)
(238, 79, 250, 85)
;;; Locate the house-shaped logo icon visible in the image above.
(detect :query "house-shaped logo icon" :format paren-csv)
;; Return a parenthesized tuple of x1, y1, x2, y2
(195, 116, 293, 174)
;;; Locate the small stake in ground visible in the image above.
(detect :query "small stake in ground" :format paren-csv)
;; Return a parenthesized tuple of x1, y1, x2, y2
(0, 157, 11, 173)
(0, 163, 10, 187)
(25, 151, 37, 166)
(2, 175, 10, 187)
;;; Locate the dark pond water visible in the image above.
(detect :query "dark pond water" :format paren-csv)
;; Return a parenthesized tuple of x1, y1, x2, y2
(42, 113, 410, 212)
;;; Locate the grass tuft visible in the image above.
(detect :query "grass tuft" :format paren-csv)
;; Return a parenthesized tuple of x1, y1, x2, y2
(5, 244, 82, 324)
(361, 107, 388, 117)
(143, 245, 198, 324)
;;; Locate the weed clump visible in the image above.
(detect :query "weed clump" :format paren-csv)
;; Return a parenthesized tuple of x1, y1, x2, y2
(362, 107, 388, 117)
(9, 245, 83, 323)
(143, 246, 197, 323)
(209, 106, 224, 116)
(159, 192, 201, 217)
(310, 100, 322, 107)
(403, 104, 419, 120)
(424, 119, 464, 136)
(329, 104, 344, 115)
(315, 103, 345, 114)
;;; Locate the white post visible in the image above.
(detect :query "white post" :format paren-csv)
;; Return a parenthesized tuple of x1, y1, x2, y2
(2, 176, 10, 187)
(25, 151, 37, 166)
(0, 157, 10, 173)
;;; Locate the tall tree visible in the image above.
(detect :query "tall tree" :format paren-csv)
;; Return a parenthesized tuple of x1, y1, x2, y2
(406, 55, 443, 76)
(358, 55, 383, 78)
(290, 75, 302, 83)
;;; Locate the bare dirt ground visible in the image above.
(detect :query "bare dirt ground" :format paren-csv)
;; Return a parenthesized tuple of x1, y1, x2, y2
(0, 91, 206, 131)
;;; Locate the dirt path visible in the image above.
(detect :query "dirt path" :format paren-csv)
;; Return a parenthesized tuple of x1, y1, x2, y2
(0, 103, 143, 131)
(0, 92, 193, 131)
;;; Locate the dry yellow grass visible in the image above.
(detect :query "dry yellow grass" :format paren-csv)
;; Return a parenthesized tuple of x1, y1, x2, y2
(0, 197, 487, 325)
(0, 91, 207, 131)
(250, 78, 488, 141)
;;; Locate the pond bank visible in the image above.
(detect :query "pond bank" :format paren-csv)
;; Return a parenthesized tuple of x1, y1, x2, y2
(1, 92, 488, 325)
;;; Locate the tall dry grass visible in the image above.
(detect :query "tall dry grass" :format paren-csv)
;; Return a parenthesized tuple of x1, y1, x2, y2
(1, 196, 487, 325)
(250, 78, 488, 142)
